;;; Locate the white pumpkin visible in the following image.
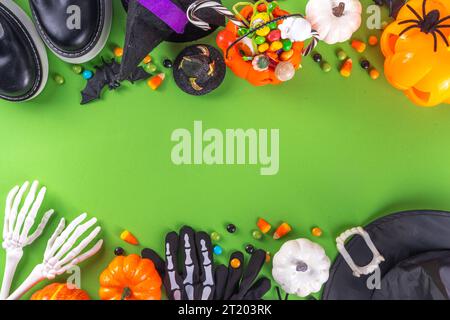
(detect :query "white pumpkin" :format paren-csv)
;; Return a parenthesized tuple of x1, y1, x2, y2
(272, 238, 331, 297)
(306, 0, 362, 44)
(278, 17, 313, 43)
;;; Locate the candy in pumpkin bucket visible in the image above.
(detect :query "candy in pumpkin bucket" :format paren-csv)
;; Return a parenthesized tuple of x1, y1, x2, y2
(380, 0, 450, 107)
(188, 0, 320, 86)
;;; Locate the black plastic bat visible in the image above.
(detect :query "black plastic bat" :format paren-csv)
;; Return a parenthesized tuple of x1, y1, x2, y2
(80, 58, 150, 105)
(374, 0, 407, 18)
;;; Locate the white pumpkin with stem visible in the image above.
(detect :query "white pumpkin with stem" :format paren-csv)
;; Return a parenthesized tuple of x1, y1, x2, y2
(306, 0, 362, 44)
(272, 238, 331, 297)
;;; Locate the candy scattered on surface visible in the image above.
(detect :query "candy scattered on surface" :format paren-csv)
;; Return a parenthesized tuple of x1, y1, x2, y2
(53, 74, 65, 85)
(311, 227, 323, 237)
(265, 252, 271, 263)
(267, 29, 281, 42)
(275, 61, 295, 82)
(269, 41, 283, 52)
(143, 55, 152, 64)
(280, 49, 294, 61)
(245, 244, 255, 254)
(120, 230, 139, 245)
(147, 73, 165, 90)
(321, 62, 332, 73)
(337, 49, 347, 61)
(255, 36, 266, 45)
(213, 245, 223, 255)
(282, 39, 293, 51)
(257, 218, 272, 234)
(313, 53, 322, 63)
(368, 35, 378, 46)
(71, 64, 83, 74)
(340, 59, 353, 78)
(256, 26, 270, 37)
(230, 258, 241, 269)
(211, 231, 221, 242)
(226, 223, 237, 233)
(258, 43, 269, 53)
(163, 59, 173, 69)
(114, 247, 125, 256)
(370, 68, 380, 80)
(252, 229, 263, 240)
(144, 63, 157, 73)
(273, 222, 292, 240)
(351, 40, 367, 53)
(113, 47, 124, 57)
(360, 60, 371, 70)
(82, 70, 93, 80)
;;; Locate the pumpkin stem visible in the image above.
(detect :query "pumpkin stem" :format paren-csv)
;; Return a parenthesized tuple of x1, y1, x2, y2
(296, 261, 308, 272)
(332, 2, 346, 17)
(121, 287, 132, 300)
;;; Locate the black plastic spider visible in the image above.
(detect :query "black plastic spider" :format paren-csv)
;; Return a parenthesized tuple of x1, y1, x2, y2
(398, 0, 450, 52)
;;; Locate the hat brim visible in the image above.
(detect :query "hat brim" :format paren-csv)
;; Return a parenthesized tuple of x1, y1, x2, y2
(173, 44, 226, 96)
(322, 210, 450, 300)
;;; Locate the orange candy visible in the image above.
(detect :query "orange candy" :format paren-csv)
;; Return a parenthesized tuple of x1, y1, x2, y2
(142, 55, 152, 64)
(113, 47, 124, 57)
(257, 218, 272, 234)
(370, 68, 380, 80)
(311, 227, 323, 237)
(120, 230, 139, 245)
(147, 73, 165, 90)
(230, 258, 241, 269)
(368, 35, 378, 46)
(340, 59, 353, 78)
(351, 40, 366, 53)
(273, 222, 292, 240)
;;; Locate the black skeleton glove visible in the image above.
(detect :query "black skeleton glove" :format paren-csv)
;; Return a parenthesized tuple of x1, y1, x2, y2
(214, 250, 271, 300)
(141, 226, 215, 300)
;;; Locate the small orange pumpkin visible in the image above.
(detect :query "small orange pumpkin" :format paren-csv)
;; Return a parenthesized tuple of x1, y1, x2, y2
(381, 0, 450, 107)
(216, 6, 304, 86)
(99, 254, 162, 300)
(31, 283, 90, 300)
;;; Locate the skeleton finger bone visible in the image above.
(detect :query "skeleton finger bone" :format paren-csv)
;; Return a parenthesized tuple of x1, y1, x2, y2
(19, 186, 47, 245)
(25, 209, 55, 245)
(59, 239, 103, 273)
(7, 181, 29, 239)
(13, 181, 39, 239)
(3, 185, 19, 242)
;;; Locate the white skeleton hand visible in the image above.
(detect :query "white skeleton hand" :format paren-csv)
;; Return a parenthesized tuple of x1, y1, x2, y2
(7, 213, 103, 300)
(1, 181, 54, 299)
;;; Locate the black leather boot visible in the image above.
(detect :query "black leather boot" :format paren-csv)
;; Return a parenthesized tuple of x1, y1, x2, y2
(0, 0, 48, 102)
(29, 0, 113, 63)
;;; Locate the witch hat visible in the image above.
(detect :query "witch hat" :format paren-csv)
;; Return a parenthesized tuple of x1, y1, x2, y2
(119, 0, 226, 81)
(323, 210, 450, 300)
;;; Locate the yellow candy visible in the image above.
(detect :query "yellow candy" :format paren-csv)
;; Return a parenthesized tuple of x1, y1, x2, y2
(256, 26, 270, 37)
(269, 41, 283, 52)
(230, 258, 241, 269)
(258, 43, 269, 53)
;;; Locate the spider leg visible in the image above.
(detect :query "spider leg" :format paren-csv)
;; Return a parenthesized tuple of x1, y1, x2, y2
(422, 0, 427, 18)
(436, 25, 450, 28)
(432, 31, 438, 52)
(437, 16, 450, 24)
(398, 19, 420, 25)
(435, 29, 449, 47)
(399, 25, 420, 37)
(406, 4, 423, 21)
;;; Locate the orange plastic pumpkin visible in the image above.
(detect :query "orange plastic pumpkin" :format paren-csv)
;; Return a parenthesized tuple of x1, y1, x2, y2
(381, 0, 450, 107)
(99, 254, 162, 300)
(31, 283, 90, 300)
(216, 6, 304, 86)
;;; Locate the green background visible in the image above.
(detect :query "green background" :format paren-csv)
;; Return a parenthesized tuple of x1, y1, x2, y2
(1, 0, 450, 300)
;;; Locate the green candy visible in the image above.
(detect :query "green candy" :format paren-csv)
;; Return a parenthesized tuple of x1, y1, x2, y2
(268, 21, 278, 30)
(254, 36, 266, 45)
(144, 63, 157, 73)
(321, 62, 332, 73)
(268, 2, 278, 13)
(71, 65, 83, 74)
(211, 232, 221, 242)
(242, 56, 253, 62)
(282, 39, 293, 51)
(252, 230, 263, 240)
(337, 50, 347, 61)
(238, 28, 248, 37)
(53, 74, 65, 85)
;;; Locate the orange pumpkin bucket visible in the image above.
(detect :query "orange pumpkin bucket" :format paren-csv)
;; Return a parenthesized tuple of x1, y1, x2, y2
(214, 1, 318, 86)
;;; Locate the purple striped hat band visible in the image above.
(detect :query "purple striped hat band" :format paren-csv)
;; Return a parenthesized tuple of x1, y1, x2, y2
(138, 0, 189, 34)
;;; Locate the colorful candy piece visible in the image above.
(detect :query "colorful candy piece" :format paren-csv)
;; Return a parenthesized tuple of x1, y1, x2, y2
(368, 35, 378, 46)
(245, 244, 255, 254)
(267, 29, 281, 42)
(252, 230, 263, 240)
(143, 55, 152, 64)
(211, 231, 221, 242)
(311, 227, 323, 237)
(256, 26, 270, 37)
(340, 59, 353, 78)
(71, 64, 83, 74)
(213, 245, 223, 255)
(360, 60, 371, 70)
(82, 70, 93, 80)
(163, 59, 173, 69)
(255, 36, 266, 45)
(313, 53, 322, 63)
(265, 252, 271, 263)
(147, 73, 165, 90)
(273, 222, 292, 240)
(144, 63, 157, 73)
(337, 49, 347, 61)
(282, 39, 293, 51)
(53, 74, 65, 85)
(114, 247, 125, 256)
(113, 47, 124, 57)
(321, 62, 332, 73)
(280, 49, 294, 61)
(370, 68, 380, 80)
(351, 40, 366, 53)
(226, 223, 237, 233)
(275, 61, 295, 82)
(120, 230, 139, 245)
(257, 218, 272, 234)
(269, 41, 283, 52)
(258, 43, 269, 53)
(230, 258, 241, 269)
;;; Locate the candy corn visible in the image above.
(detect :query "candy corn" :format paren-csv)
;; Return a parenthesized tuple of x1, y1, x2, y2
(120, 230, 139, 245)
(312, 227, 323, 237)
(113, 47, 123, 58)
(340, 58, 353, 78)
(368, 35, 378, 46)
(147, 73, 165, 90)
(142, 55, 152, 64)
(370, 68, 380, 80)
(257, 218, 272, 234)
(351, 40, 366, 53)
(273, 222, 292, 240)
